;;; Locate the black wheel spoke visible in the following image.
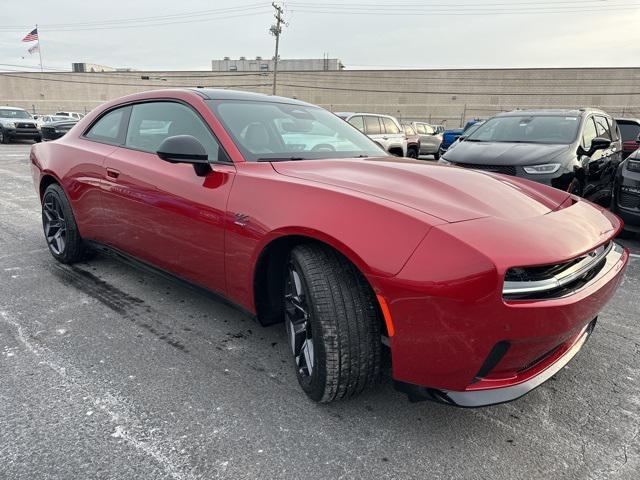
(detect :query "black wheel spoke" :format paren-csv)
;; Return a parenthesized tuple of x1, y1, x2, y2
(284, 262, 314, 378)
(42, 193, 68, 255)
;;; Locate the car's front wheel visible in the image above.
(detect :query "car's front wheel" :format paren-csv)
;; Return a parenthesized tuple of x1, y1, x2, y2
(284, 244, 381, 402)
(0, 128, 10, 144)
(42, 183, 92, 263)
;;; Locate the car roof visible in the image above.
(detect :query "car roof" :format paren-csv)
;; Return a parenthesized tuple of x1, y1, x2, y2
(0, 106, 28, 111)
(615, 117, 640, 124)
(335, 112, 396, 119)
(188, 88, 316, 107)
(495, 108, 608, 118)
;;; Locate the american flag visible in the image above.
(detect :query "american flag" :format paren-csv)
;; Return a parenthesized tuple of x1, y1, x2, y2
(22, 28, 38, 42)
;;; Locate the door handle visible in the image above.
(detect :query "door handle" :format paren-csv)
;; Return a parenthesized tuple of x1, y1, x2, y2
(106, 168, 120, 179)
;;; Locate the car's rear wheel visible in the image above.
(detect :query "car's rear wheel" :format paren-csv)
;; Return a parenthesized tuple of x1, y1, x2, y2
(433, 151, 440, 161)
(42, 183, 92, 263)
(284, 244, 381, 402)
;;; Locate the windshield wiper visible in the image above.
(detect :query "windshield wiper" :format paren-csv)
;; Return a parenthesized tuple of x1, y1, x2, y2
(257, 157, 308, 162)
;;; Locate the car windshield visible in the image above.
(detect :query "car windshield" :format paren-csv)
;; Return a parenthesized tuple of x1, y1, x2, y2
(0, 109, 31, 119)
(466, 115, 580, 144)
(618, 122, 640, 142)
(207, 100, 387, 161)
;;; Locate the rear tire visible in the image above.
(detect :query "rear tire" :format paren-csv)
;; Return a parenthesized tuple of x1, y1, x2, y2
(42, 183, 93, 264)
(433, 151, 440, 161)
(284, 244, 381, 403)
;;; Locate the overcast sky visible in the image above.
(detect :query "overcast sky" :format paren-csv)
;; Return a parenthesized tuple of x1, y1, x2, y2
(1, 0, 639, 72)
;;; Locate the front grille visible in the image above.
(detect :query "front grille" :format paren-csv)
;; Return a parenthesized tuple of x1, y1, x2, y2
(454, 163, 517, 176)
(503, 242, 614, 300)
(42, 127, 55, 134)
(619, 192, 640, 210)
(16, 123, 36, 129)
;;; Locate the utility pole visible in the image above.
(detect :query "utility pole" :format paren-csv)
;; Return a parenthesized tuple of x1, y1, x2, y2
(270, 2, 285, 96)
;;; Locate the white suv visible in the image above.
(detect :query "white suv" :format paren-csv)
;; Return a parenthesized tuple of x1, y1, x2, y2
(55, 111, 85, 120)
(336, 112, 408, 157)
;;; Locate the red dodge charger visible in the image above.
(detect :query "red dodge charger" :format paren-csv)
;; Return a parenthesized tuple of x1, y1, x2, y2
(30, 89, 628, 406)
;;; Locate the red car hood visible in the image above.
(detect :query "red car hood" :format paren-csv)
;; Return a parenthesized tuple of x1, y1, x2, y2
(272, 157, 570, 223)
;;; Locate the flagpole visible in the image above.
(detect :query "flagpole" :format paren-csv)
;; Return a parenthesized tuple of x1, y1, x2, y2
(36, 24, 43, 72)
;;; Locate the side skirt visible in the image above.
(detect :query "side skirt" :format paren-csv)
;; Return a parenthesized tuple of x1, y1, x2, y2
(84, 240, 258, 323)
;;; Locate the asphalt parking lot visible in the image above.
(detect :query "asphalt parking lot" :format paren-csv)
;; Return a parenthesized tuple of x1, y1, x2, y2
(1, 142, 639, 480)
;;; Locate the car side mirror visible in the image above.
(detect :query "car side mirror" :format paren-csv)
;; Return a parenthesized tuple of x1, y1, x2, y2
(589, 137, 611, 154)
(157, 135, 211, 176)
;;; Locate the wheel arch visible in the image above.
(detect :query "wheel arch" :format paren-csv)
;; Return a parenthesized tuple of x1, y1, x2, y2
(252, 231, 384, 333)
(39, 174, 61, 200)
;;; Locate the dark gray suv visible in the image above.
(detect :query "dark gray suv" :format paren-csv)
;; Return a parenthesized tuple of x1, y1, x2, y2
(439, 109, 622, 206)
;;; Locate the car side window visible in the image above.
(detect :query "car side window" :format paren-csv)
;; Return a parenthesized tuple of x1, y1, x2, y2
(416, 124, 426, 134)
(382, 117, 400, 134)
(85, 107, 127, 144)
(348, 116, 364, 132)
(609, 118, 620, 141)
(594, 116, 612, 140)
(125, 102, 221, 162)
(364, 116, 382, 135)
(581, 117, 598, 150)
(424, 124, 435, 135)
(404, 125, 416, 136)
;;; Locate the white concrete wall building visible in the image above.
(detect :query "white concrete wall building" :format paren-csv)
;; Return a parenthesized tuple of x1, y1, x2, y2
(1, 67, 638, 126)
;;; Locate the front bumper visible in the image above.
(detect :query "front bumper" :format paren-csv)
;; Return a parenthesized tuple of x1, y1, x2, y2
(4, 127, 41, 140)
(373, 200, 627, 406)
(396, 318, 596, 407)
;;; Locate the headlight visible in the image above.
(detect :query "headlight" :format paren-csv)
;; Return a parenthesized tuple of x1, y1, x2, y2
(438, 158, 452, 165)
(523, 163, 561, 174)
(4, 121, 16, 129)
(627, 160, 640, 173)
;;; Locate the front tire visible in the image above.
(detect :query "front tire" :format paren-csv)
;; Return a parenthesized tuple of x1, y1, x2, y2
(284, 244, 381, 402)
(0, 128, 9, 144)
(42, 183, 92, 263)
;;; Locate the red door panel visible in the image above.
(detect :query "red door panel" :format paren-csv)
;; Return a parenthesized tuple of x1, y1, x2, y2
(56, 140, 118, 242)
(101, 147, 236, 295)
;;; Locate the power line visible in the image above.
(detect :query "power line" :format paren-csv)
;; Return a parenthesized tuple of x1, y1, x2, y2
(0, 72, 271, 89)
(0, 7, 272, 32)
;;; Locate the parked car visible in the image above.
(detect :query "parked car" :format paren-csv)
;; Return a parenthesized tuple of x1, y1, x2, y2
(615, 118, 640, 159)
(613, 148, 640, 237)
(55, 111, 85, 120)
(446, 121, 485, 152)
(40, 118, 79, 141)
(35, 115, 74, 129)
(31, 89, 628, 406)
(401, 123, 420, 158)
(440, 109, 622, 206)
(0, 106, 41, 143)
(335, 112, 407, 157)
(410, 122, 443, 159)
(439, 119, 483, 156)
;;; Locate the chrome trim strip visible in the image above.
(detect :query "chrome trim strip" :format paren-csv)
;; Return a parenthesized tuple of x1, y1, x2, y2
(443, 322, 593, 407)
(503, 242, 618, 296)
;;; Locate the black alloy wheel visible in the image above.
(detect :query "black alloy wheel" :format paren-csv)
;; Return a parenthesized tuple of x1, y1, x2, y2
(283, 244, 382, 403)
(41, 183, 92, 264)
(43, 191, 67, 255)
(284, 260, 315, 382)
